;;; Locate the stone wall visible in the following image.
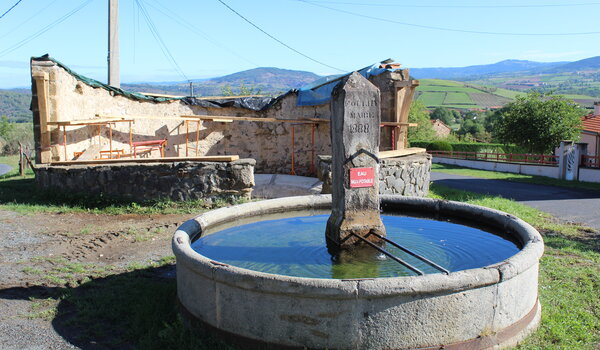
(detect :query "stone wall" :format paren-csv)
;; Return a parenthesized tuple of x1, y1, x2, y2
(317, 153, 431, 197)
(35, 159, 255, 201)
(31, 59, 414, 175)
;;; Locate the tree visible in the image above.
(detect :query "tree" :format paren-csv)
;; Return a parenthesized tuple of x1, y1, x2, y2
(430, 107, 454, 125)
(408, 101, 436, 142)
(494, 92, 583, 153)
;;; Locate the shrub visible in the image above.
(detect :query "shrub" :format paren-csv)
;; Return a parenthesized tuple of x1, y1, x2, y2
(426, 140, 453, 152)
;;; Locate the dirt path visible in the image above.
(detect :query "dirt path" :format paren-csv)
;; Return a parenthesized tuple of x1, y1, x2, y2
(0, 210, 193, 349)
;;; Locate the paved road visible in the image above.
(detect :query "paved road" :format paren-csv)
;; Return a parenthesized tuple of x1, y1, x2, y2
(431, 172, 600, 231)
(0, 164, 11, 176)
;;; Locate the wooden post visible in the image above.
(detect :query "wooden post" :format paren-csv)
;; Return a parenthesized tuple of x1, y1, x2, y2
(62, 125, 68, 161)
(185, 120, 189, 157)
(33, 72, 51, 163)
(290, 125, 296, 175)
(195, 120, 200, 156)
(19, 143, 25, 176)
(393, 80, 420, 150)
(128, 121, 133, 155)
(109, 123, 113, 157)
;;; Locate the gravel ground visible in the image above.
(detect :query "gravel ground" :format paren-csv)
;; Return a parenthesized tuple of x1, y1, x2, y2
(0, 210, 192, 349)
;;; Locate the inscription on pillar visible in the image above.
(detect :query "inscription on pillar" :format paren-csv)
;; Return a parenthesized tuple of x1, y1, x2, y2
(325, 72, 386, 252)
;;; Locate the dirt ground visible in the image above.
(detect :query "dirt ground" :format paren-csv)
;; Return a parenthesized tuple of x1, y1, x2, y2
(0, 209, 192, 350)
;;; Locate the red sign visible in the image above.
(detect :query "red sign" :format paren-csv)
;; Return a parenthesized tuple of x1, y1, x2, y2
(349, 167, 375, 188)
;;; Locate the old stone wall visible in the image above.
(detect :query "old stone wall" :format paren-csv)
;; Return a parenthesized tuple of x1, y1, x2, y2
(35, 159, 255, 201)
(318, 153, 431, 197)
(31, 59, 413, 175)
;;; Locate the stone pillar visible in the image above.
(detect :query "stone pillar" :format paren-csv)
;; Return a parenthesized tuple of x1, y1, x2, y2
(325, 72, 386, 252)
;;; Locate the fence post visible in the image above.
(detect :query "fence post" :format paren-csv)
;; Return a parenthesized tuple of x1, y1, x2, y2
(19, 143, 25, 176)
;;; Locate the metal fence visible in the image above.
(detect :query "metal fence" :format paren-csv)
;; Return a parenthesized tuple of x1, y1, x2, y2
(582, 155, 600, 168)
(428, 150, 559, 166)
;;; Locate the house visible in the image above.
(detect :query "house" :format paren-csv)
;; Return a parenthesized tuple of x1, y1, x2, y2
(431, 119, 452, 138)
(581, 102, 600, 156)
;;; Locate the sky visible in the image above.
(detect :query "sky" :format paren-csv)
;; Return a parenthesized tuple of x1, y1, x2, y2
(0, 0, 599, 88)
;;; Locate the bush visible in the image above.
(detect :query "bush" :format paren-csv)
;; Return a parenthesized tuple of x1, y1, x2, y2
(426, 140, 453, 152)
(409, 141, 527, 154)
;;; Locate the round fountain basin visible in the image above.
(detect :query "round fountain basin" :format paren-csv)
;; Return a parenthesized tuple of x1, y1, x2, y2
(173, 195, 543, 350)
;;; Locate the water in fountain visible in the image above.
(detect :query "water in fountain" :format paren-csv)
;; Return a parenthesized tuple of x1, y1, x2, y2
(191, 213, 520, 279)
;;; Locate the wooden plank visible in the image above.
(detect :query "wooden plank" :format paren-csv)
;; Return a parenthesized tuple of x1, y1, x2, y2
(394, 80, 420, 88)
(76, 144, 103, 161)
(48, 118, 133, 126)
(33, 72, 51, 163)
(380, 122, 418, 127)
(50, 155, 240, 166)
(379, 148, 426, 159)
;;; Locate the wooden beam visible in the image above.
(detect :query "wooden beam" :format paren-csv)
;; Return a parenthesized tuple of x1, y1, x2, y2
(50, 155, 240, 166)
(380, 122, 418, 127)
(379, 148, 426, 159)
(33, 72, 51, 163)
(394, 80, 420, 88)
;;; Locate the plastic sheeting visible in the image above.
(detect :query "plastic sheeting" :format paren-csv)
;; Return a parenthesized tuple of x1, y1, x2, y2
(31, 54, 180, 103)
(182, 96, 275, 111)
(296, 63, 389, 106)
(33, 54, 393, 111)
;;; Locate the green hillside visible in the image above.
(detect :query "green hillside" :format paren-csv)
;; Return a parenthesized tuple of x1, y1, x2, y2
(415, 80, 516, 109)
(0, 90, 31, 122)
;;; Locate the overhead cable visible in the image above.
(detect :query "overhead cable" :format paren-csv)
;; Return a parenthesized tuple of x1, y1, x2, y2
(215, 0, 346, 72)
(0, 0, 58, 40)
(135, 0, 189, 81)
(297, 0, 600, 36)
(0, 0, 92, 58)
(295, 0, 600, 9)
(145, 0, 259, 67)
(0, 0, 23, 20)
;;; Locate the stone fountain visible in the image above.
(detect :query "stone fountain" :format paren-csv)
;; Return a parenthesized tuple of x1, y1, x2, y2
(173, 73, 543, 349)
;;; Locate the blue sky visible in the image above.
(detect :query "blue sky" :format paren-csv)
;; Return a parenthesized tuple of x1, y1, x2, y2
(0, 0, 599, 88)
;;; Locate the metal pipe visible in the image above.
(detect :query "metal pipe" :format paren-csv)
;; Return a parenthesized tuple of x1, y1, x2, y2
(350, 233, 423, 276)
(369, 232, 449, 274)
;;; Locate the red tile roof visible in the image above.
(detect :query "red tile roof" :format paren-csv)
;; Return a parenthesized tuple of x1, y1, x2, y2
(582, 113, 600, 134)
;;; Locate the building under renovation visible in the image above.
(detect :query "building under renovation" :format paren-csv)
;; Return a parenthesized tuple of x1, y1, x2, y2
(31, 55, 431, 201)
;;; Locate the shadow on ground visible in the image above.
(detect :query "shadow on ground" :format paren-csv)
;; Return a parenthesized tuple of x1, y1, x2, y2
(0, 265, 236, 350)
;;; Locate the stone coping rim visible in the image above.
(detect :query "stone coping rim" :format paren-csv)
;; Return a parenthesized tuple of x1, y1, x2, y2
(173, 194, 544, 298)
(36, 158, 256, 169)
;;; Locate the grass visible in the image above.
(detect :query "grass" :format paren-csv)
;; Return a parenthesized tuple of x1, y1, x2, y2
(432, 163, 600, 192)
(430, 184, 599, 349)
(0, 155, 245, 215)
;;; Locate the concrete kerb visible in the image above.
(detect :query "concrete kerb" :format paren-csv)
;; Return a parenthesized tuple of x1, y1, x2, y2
(172, 194, 544, 349)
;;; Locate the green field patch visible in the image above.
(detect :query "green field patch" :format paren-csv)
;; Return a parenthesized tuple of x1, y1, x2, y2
(443, 92, 473, 105)
(417, 92, 446, 106)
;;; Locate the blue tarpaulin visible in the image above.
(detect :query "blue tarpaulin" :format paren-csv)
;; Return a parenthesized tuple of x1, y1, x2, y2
(296, 63, 389, 106)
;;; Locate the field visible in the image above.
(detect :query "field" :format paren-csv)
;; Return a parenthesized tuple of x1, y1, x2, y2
(415, 79, 514, 109)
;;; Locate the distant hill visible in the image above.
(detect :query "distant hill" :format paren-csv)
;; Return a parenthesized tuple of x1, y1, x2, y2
(411, 60, 566, 80)
(0, 89, 31, 122)
(545, 56, 600, 73)
(124, 67, 322, 97)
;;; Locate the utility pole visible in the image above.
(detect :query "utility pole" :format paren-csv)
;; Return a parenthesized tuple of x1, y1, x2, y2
(108, 0, 120, 88)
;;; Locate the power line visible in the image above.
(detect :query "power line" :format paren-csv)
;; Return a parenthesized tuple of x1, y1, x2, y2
(0, 0, 92, 58)
(0, 0, 58, 40)
(215, 0, 346, 72)
(0, 0, 23, 20)
(144, 0, 259, 67)
(134, 0, 188, 81)
(294, 0, 600, 9)
(297, 0, 600, 36)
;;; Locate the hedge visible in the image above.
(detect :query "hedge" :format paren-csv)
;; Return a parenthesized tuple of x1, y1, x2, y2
(409, 141, 528, 154)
